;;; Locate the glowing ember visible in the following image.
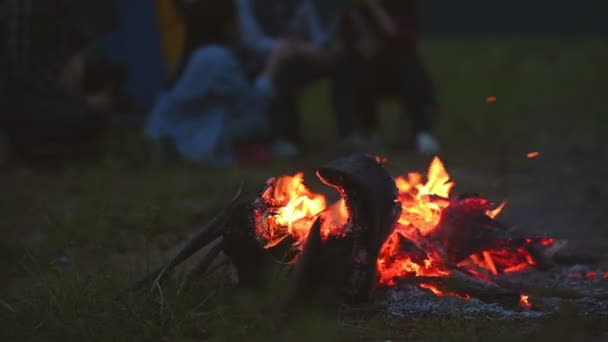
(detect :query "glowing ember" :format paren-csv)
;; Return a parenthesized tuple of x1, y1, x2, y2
(375, 155, 389, 164)
(520, 294, 532, 309)
(419, 283, 470, 301)
(587, 272, 599, 279)
(254, 156, 553, 298)
(527, 152, 540, 159)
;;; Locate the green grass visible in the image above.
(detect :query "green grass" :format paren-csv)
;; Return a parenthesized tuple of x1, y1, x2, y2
(1, 38, 607, 341)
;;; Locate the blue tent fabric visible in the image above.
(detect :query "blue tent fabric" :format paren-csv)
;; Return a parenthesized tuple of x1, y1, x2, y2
(102, 0, 166, 110)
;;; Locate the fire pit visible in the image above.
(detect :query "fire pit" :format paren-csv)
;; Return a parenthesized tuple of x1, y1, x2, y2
(131, 154, 608, 319)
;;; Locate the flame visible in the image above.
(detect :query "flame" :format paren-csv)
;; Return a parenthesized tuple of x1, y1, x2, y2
(378, 157, 520, 284)
(527, 152, 540, 159)
(255, 173, 346, 250)
(254, 156, 553, 299)
(520, 294, 532, 309)
(486, 201, 506, 219)
(394, 157, 454, 236)
(377, 231, 449, 286)
(486, 96, 497, 103)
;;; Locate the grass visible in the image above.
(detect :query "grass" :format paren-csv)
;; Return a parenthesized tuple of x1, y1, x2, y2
(1, 38, 607, 341)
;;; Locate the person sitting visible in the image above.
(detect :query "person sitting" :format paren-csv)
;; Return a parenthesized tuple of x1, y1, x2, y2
(145, 0, 289, 167)
(235, 0, 333, 158)
(331, 0, 441, 155)
(0, 0, 121, 159)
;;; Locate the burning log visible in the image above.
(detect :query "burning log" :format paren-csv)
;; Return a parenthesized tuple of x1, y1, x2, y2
(442, 270, 521, 307)
(274, 217, 325, 318)
(274, 154, 401, 318)
(429, 196, 513, 264)
(315, 154, 402, 303)
(221, 202, 275, 289)
(185, 237, 224, 282)
(127, 153, 569, 316)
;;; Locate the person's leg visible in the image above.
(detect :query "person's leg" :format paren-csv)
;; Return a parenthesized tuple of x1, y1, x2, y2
(395, 48, 440, 154)
(330, 52, 379, 150)
(269, 55, 330, 147)
(330, 52, 357, 140)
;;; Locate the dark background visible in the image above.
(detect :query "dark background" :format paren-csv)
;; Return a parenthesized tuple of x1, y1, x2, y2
(316, 0, 608, 35)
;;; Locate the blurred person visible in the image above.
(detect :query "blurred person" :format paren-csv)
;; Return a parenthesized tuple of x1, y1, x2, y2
(331, 0, 441, 155)
(0, 0, 122, 158)
(145, 0, 292, 167)
(236, 0, 333, 158)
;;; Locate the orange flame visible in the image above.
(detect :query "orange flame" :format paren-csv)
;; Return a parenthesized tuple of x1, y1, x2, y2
(486, 96, 497, 103)
(394, 157, 454, 236)
(520, 294, 532, 309)
(527, 152, 540, 159)
(255, 173, 332, 250)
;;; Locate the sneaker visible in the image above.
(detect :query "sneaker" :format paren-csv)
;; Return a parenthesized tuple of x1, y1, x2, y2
(415, 131, 441, 155)
(271, 139, 301, 160)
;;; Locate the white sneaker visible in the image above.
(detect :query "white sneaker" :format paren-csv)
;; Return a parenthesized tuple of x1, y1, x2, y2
(415, 131, 441, 155)
(271, 139, 301, 160)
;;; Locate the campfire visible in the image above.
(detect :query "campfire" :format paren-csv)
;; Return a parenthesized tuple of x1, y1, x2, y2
(251, 156, 553, 305)
(131, 154, 607, 319)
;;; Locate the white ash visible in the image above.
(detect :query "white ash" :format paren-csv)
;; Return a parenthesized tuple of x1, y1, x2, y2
(386, 285, 544, 320)
(386, 265, 608, 320)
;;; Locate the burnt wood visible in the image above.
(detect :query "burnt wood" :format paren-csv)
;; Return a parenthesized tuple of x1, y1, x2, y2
(127, 186, 243, 292)
(221, 202, 274, 289)
(316, 153, 402, 303)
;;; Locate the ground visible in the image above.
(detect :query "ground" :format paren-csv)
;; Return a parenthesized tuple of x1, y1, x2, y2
(1, 39, 607, 341)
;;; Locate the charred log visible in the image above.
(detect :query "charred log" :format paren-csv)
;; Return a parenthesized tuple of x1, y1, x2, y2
(440, 270, 521, 307)
(127, 186, 243, 292)
(184, 238, 225, 284)
(431, 198, 514, 264)
(221, 202, 275, 289)
(316, 153, 402, 303)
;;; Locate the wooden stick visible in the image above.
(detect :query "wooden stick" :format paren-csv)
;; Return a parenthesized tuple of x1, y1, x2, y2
(183, 237, 224, 283)
(127, 184, 243, 292)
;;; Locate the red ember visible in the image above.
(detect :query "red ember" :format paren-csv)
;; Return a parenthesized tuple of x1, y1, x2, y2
(587, 272, 599, 279)
(520, 294, 532, 309)
(419, 283, 470, 301)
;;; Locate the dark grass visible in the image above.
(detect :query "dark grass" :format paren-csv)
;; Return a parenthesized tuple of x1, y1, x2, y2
(1, 38, 608, 341)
